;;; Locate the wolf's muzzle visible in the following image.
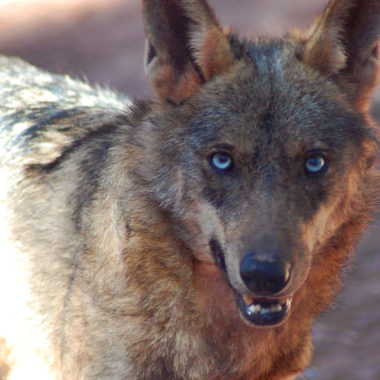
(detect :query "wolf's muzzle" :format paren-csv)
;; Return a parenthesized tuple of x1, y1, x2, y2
(236, 252, 293, 327)
(209, 240, 293, 327)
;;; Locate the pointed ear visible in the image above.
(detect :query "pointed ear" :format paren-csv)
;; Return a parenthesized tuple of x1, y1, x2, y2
(303, 0, 380, 112)
(142, 0, 235, 103)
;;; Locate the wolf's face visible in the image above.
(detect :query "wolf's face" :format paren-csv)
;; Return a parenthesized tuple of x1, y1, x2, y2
(138, 0, 380, 329)
(142, 39, 376, 327)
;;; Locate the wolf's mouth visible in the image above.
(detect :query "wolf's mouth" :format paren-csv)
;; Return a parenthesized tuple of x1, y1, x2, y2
(210, 239, 292, 327)
(236, 294, 292, 326)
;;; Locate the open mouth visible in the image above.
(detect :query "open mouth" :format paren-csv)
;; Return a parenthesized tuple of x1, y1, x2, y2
(210, 238, 293, 327)
(236, 294, 292, 327)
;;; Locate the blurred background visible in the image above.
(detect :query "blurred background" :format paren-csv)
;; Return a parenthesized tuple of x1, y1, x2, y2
(0, 1, 379, 378)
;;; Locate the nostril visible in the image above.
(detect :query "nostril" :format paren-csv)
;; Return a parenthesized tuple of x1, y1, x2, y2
(239, 252, 291, 296)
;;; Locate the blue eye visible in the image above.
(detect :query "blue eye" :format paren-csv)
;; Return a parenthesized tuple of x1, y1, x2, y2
(305, 156, 326, 174)
(211, 153, 233, 171)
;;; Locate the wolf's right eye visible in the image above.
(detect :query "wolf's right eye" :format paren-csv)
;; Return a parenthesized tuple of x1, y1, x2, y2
(210, 153, 233, 172)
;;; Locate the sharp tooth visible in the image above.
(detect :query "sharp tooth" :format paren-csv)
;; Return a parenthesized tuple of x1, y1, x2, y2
(285, 298, 292, 308)
(270, 304, 282, 312)
(248, 303, 262, 314)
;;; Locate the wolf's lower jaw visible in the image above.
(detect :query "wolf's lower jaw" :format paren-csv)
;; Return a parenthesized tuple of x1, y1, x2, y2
(236, 293, 293, 327)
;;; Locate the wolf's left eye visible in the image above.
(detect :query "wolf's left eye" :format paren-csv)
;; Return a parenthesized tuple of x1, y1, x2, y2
(305, 155, 326, 174)
(210, 153, 233, 171)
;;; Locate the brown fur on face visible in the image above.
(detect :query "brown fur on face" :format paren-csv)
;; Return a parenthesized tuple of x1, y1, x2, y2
(0, 0, 380, 379)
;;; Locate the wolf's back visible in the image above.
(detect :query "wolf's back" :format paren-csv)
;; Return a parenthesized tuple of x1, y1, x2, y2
(0, 56, 130, 167)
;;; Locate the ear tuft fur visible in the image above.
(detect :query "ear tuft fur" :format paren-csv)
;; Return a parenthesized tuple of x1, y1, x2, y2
(303, 0, 380, 112)
(142, 0, 236, 103)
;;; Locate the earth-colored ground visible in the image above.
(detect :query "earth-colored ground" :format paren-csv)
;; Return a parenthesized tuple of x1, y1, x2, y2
(0, 1, 379, 379)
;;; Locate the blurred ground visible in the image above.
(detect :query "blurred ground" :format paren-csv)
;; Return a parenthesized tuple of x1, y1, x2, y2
(0, 1, 379, 379)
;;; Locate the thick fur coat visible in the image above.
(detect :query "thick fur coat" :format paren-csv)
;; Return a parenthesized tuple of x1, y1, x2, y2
(1, 0, 380, 379)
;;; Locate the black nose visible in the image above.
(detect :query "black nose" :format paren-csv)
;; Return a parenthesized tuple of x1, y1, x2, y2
(240, 252, 291, 296)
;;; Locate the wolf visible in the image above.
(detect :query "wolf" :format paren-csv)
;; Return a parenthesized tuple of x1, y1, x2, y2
(0, 0, 380, 379)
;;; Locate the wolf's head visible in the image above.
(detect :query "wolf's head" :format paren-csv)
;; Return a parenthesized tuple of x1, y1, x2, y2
(138, 0, 380, 328)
